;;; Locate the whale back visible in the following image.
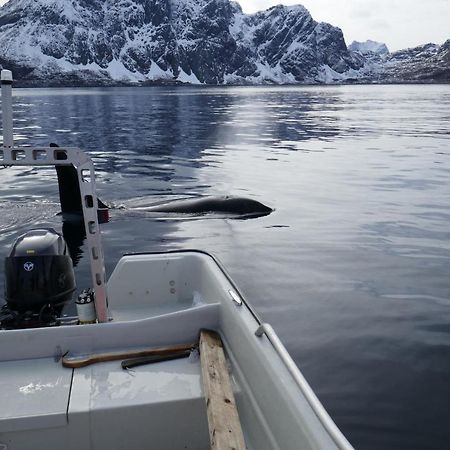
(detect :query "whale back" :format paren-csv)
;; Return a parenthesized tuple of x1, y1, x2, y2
(146, 196, 273, 216)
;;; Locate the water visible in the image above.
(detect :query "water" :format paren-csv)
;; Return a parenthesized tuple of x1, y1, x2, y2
(1, 84, 450, 449)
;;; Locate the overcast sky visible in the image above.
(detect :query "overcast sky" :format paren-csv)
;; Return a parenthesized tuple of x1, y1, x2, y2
(0, 0, 447, 52)
(240, 0, 450, 51)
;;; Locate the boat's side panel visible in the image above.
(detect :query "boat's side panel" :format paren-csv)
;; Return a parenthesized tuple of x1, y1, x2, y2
(0, 304, 219, 362)
(187, 258, 341, 450)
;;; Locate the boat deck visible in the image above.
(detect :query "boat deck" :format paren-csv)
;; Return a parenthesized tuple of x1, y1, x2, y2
(0, 353, 215, 450)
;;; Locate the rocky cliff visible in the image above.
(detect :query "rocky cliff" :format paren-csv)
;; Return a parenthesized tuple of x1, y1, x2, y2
(0, 0, 363, 85)
(385, 40, 450, 83)
(348, 39, 450, 83)
(0, 0, 447, 86)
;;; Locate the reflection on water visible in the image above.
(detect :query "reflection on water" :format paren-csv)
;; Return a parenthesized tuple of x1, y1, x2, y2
(1, 84, 450, 450)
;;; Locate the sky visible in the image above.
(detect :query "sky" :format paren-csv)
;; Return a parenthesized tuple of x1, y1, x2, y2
(239, 0, 450, 51)
(0, 0, 448, 52)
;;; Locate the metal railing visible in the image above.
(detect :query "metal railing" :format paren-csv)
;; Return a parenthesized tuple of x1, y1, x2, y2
(1, 69, 109, 322)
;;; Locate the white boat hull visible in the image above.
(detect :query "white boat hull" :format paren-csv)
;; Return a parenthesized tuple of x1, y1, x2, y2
(0, 251, 353, 450)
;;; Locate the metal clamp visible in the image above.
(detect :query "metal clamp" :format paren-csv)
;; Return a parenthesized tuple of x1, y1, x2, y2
(228, 289, 242, 306)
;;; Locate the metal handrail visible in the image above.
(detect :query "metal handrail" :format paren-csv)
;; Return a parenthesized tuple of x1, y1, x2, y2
(1, 70, 109, 322)
(255, 323, 354, 450)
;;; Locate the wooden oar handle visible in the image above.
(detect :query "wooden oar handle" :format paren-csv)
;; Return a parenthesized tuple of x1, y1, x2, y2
(62, 343, 195, 368)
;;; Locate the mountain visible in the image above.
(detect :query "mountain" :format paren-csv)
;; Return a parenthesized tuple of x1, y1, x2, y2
(348, 40, 389, 56)
(384, 40, 450, 82)
(0, 0, 447, 86)
(0, 0, 363, 85)
(348, 40, 450, 83)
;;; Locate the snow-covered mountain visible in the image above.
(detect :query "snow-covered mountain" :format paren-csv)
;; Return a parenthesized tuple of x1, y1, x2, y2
(0, 0, 363, 85)
(384, 40, 450, 82)
(349, 40, 450, 83)
(0, 0, 447, 85)
(348, 40, 389, 56)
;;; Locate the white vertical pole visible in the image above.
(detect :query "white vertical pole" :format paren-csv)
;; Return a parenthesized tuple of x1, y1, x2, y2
(1, 69, 14, 149)
(77, 160, 109, 323)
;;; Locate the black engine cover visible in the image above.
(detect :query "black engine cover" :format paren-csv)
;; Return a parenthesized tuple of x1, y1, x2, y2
(5, 229, 76, 313)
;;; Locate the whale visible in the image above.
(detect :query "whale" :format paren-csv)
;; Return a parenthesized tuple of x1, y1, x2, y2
(51, 144, 272, 220)
(135, 196, 273, 218)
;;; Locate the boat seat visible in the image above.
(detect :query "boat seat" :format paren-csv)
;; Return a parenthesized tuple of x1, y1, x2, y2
(0, 358, 72, 433)
(69, 355, 210, 450)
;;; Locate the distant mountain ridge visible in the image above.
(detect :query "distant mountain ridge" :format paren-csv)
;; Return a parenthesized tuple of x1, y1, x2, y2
(0, 0, 448, 86)
(348, 39, 450, 83)
(348, 40, 389, 56)
(384, 41, 450, 83)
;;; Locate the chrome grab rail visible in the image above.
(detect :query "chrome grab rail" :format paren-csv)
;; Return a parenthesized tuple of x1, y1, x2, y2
(255, 323, 354, 450)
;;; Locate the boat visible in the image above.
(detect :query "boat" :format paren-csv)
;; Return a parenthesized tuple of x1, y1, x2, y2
(0, 69, 354, 450)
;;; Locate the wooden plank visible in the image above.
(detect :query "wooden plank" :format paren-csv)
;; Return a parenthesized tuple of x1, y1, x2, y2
(199, 330, 246, 450)
(62, 342, 195, 368)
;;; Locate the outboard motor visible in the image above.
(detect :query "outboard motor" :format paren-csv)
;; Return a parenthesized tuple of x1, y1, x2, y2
(2, 228, 76, 328)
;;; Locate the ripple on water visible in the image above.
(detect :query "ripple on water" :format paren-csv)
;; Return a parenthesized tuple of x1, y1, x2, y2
(0, 201, 60, 234)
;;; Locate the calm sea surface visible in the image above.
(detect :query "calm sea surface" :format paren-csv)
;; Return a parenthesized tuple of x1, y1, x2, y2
(1, 84, 450, 449)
